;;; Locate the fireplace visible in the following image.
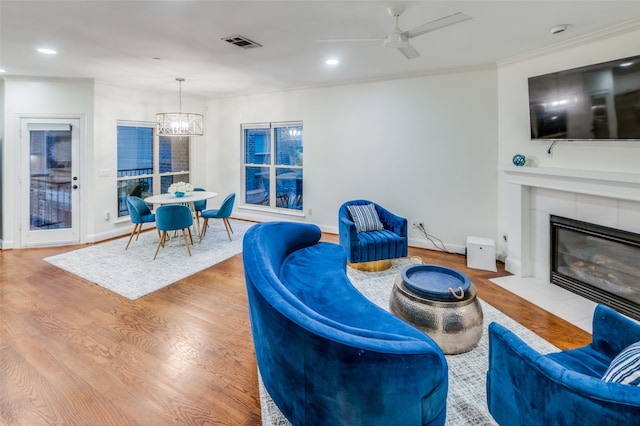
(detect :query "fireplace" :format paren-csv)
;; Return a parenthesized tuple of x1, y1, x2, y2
(550, 215, 640, 320)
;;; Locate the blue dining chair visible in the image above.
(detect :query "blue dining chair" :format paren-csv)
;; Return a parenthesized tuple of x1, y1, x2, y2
(153, 205, 194, 260)
(125, 196, 157, 250)
(200, 193, 236, 241)
(193, 187, 207, 225)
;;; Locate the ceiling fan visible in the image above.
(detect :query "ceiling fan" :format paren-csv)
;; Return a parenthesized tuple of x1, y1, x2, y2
(317, 5, 472, 60)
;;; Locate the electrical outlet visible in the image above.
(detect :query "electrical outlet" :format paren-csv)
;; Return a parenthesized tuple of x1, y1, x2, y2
(412, 221, 424, 230)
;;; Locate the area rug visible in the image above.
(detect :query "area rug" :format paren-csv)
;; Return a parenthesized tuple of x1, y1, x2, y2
(259, 257, 559, 425)
(44, 219, 255, 300)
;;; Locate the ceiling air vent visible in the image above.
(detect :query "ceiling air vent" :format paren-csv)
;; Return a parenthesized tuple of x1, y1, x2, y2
(221, 35, 263, 49)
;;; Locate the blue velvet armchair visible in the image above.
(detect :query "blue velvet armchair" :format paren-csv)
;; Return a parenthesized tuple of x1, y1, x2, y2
(339, 200, 408, 270)
(487, 304, 640, 425)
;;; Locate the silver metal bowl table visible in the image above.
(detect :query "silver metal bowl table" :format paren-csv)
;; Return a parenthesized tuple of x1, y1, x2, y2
(389, 263, 483, 354)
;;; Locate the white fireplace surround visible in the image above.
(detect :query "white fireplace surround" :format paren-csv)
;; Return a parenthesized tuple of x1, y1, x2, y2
(502, 166, 640, 279)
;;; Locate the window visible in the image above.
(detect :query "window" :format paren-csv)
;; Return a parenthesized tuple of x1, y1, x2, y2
(242, 122, 303, 211)
(117, 122, 190, 217)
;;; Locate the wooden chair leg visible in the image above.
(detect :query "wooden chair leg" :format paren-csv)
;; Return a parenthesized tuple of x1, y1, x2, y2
(125, 224, 139, 250)
(153, 231, 167, 260)
(225, 218, 234, 234)
(223, 218, 232, 241)
(135, 224, 143, 241)
(199, 218, 209, 242)
(182, 229, 192, 256)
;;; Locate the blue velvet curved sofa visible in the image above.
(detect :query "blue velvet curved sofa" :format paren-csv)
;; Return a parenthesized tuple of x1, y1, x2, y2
(242, 221, 448, 426)
(487, 304, 640, 425)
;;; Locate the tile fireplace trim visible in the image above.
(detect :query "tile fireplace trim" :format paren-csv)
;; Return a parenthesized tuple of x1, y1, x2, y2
(501, 166, 640, 276)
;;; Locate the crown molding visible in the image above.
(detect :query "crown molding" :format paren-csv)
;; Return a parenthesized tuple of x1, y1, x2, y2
(497, 18, 640, 68)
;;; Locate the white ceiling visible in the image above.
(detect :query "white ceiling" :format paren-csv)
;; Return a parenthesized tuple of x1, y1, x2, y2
(2, 1, 640, 98)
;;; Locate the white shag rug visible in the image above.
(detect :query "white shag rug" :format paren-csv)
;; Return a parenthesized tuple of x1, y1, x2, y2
(260, 257, 560, 426)
(44, 219, 255, 300)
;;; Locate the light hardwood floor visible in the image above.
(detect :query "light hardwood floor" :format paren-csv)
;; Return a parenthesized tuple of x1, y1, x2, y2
(0, 230, 591, 425)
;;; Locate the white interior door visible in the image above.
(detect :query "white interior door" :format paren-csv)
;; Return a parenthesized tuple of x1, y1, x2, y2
(21, 118, 81, 246)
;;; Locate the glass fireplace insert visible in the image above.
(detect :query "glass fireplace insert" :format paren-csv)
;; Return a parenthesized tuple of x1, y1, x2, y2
(550, 215, 640, 321)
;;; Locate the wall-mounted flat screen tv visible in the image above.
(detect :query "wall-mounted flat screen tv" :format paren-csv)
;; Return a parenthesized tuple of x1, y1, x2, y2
(528, 55, 640, 140)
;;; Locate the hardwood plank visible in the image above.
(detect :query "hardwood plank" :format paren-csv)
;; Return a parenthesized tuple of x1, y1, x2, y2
(1, 232, 591, 425)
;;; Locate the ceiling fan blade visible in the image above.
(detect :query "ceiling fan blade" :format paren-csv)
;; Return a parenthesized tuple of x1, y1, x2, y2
(397, 43, 420, 60)
(404, 12, 472, 39)
(316, 37, 384, 43)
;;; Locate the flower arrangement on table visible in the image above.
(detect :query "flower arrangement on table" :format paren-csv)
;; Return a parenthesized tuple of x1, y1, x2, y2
(168, 182, 194, 198)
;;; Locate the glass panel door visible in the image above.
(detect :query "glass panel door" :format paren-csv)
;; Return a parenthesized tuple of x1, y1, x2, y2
(21, 119, 81, 246)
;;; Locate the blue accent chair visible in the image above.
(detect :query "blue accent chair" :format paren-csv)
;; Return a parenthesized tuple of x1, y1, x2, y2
(200, 193, 236, 241)
(243, 222, 448, 425)
(338, 199, 408, 265)
(487, 304, 640, 425)
(125, 196, 157, 250)
(153, 205, 193, 260)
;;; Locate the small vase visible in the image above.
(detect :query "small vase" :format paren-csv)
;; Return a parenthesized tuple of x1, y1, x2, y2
(512, 154, 526, 167)
(174, 191, 185, 198)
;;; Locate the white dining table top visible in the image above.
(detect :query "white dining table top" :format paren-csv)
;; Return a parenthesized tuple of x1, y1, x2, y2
(144, 191, 218, 204)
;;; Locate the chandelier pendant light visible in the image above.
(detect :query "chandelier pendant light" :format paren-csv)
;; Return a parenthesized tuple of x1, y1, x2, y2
(156, 77, 204, 136)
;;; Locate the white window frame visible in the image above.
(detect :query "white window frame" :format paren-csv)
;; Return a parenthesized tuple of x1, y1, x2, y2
(240, 121, 303, 215)
(116, 120, 191, 218)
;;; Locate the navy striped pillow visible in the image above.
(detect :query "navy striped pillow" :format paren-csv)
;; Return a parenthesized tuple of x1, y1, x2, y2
(347, 203, 384, 233)
(602, 341, 640, 386)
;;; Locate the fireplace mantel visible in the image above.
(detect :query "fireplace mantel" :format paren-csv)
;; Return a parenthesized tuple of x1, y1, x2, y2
(502, 166, 640, 202)
(501, 166, 640, 276)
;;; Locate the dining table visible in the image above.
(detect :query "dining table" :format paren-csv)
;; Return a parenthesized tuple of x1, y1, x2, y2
(144, 191, 218, 237)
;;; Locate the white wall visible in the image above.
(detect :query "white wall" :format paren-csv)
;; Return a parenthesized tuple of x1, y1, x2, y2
(497, 27, 640, 258)
(207, 68, 500, 253)
(1, 67, 499, 252)
(0, 79, 4, 243)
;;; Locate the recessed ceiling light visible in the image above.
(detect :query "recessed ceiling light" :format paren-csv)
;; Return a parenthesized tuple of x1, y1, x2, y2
(325, 59, 339, 65)
(549, 25, 571, 35)
(37, 47, 57, 55)
(0, 69, 5, 73)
